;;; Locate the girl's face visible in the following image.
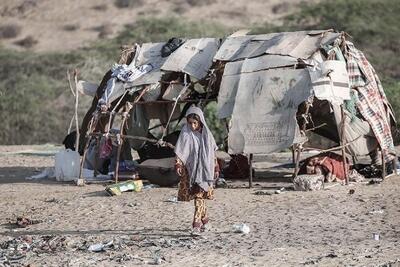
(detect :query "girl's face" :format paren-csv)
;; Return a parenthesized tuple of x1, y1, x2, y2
(187, 117, 201, 132)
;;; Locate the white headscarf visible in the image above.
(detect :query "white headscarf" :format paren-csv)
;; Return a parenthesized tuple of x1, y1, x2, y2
(174, 106, 217, 191)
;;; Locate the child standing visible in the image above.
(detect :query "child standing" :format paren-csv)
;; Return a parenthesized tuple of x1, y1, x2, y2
(174, 106, 219, 234)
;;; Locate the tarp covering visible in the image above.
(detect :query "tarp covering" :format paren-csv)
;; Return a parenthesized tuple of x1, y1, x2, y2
(86, 29, 394, 159)
(127, 42, 168, 87)
(161, 38, 220, 80)
(228, 68, 312, 154)
(217, 55, 298, 119)
(214, 30, 340, 61)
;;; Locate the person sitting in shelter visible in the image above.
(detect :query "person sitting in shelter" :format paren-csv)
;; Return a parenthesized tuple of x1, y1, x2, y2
(174, 106, 219, 235)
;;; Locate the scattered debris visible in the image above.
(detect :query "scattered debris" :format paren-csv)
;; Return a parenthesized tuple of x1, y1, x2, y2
(254, 190, 273, 195)
(215, 178, 228, 188)
(233, 223, 250, 234)
(293, 174, 324, 191)
(348, 189, 355, 195)
(348, 169, 365, 182)
(88, 240, 114, 252)
(166, 196, 178, 203)
(369, 210, 384, 215)
(373, 233, 380, 241)
(26, 167, 55, 180)
(275, 187, 286, 194)
(16, 217, 41, 228)
(105, 180, 143, 196)
(142, 184, 160, 190)
(368, 178, 383, 185)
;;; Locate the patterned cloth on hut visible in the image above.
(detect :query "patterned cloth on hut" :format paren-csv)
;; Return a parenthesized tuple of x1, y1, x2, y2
(344, 41, 395, 161)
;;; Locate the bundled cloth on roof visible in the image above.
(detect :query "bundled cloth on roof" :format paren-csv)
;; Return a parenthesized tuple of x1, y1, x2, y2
(161, 37, 185, 57)
(127, 42, 169, 86)
(101, 63, 153, 104)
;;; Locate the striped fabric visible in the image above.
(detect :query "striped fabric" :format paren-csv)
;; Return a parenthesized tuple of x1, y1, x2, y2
(344, 42, 394, 161)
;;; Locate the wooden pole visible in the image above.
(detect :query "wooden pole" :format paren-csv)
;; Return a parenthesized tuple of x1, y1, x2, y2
(73, 69, 80, 153)
(93, 137, 99, 177)
(114, 108, 130, 184)
(78, 117, 95, 186)
(291, 145, 295, 166)
(248, 153, 253, 188)
(340, 105, 349, 185)
(293, 145, 301, 180)
(382, 150, 386, 179)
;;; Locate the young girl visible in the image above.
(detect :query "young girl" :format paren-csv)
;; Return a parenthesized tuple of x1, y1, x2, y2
(174, 106, 219, 234)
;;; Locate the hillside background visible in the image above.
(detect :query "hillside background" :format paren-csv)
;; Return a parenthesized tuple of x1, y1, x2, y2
(0, 0, 399, 145)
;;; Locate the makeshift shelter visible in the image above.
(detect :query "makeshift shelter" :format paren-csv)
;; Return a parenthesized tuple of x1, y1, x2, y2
(78, 29, 396, 185)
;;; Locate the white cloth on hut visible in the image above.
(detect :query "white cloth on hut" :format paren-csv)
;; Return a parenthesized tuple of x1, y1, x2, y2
(101, 63, 153, 104)
(127, 42, 168, 87)
(309, 60, 351, 105)
(228, 68, 312, 154)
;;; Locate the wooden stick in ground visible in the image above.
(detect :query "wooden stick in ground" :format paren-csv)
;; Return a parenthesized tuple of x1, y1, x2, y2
(293, 102, 311, 180)
(293, 145, 301, 180)
(382, 150, 386, 179)
(78, 117, 94, 185)
(114, 103, 132, 184)
(73, 69, 80, 154)
(340, 105, 349, 185)
(248, 153, 253, 188)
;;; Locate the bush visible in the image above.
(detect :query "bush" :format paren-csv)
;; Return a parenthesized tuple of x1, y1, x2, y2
(63, 24, 80, 31)
(14, 36, 38, 48)
(114, 0, 143, 8)
(0, 24, 21, 39)
(92, 4, 108, 11)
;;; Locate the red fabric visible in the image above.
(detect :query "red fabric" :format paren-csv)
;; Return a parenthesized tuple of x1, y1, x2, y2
(300, 152, 349, 180)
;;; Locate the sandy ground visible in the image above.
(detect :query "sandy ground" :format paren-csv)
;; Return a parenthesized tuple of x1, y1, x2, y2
(0, 145, 400, 267)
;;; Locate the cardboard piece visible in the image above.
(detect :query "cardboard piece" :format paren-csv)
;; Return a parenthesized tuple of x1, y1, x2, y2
(161, 38, 220, 80)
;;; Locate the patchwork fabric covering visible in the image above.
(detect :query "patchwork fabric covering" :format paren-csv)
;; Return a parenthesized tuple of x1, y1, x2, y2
(82, 29, 395, 161)
(344, 42, 394, 159)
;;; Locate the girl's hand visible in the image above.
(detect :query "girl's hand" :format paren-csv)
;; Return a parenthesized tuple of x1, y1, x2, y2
(176, 166, 184, 176)
(214, 171, 219, 180)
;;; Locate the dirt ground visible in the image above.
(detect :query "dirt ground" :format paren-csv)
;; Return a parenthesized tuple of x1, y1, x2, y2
(1, 145, 400, 267)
